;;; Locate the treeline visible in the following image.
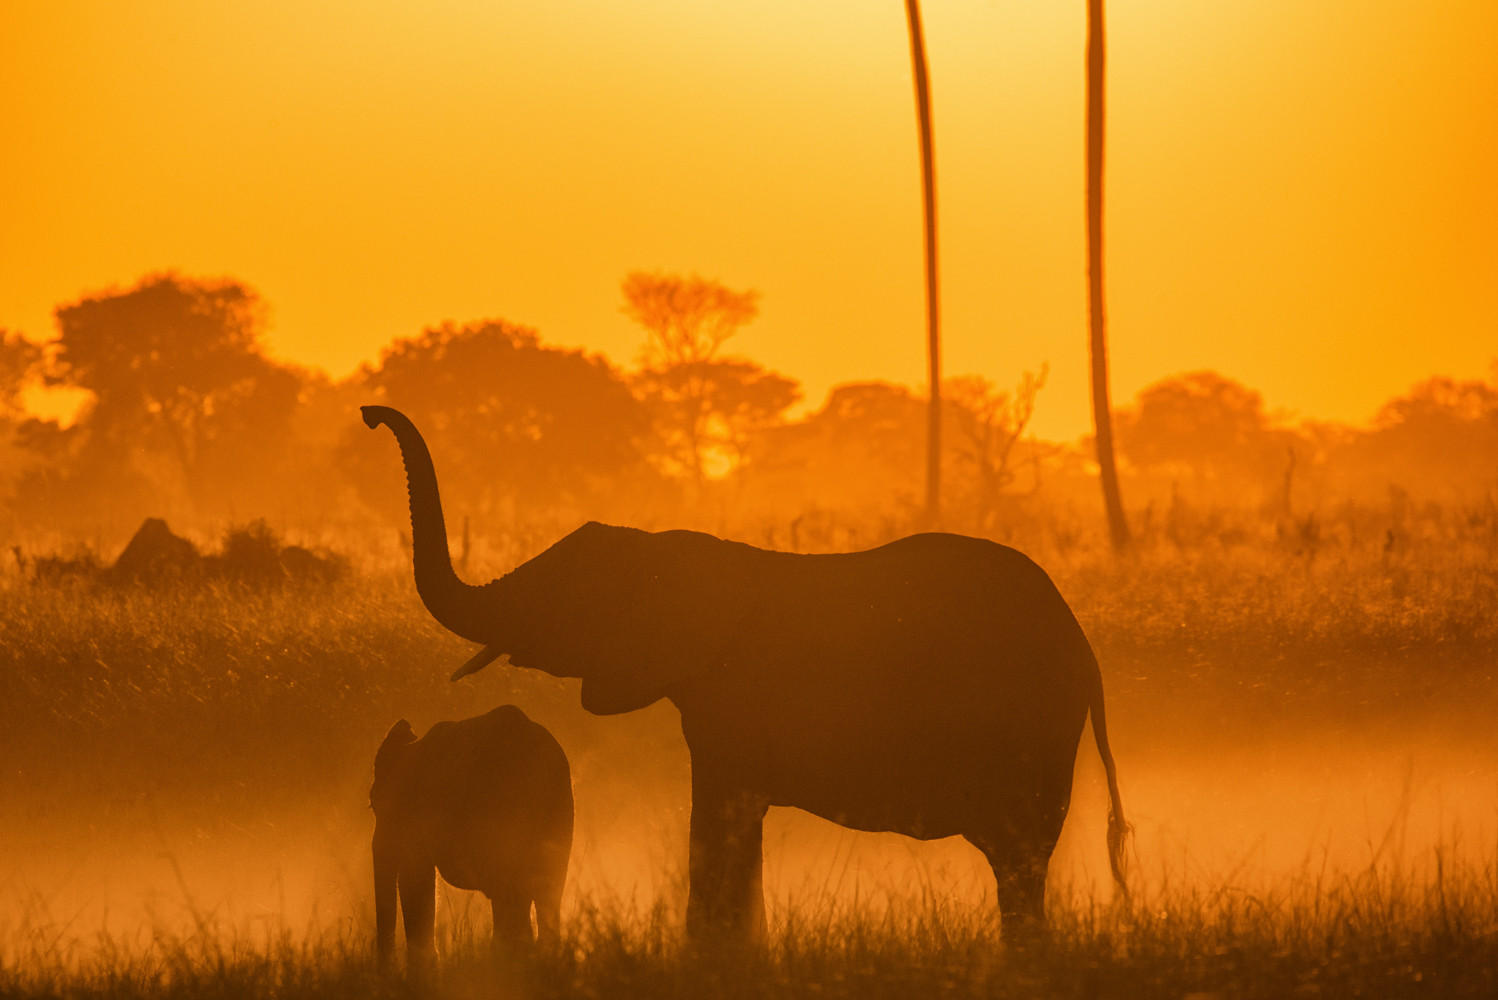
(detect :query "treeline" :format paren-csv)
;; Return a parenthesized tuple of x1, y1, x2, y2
(1, 271, 1494, 555)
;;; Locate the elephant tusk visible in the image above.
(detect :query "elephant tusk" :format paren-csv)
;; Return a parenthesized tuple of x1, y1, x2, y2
(452, 645, 507, 681)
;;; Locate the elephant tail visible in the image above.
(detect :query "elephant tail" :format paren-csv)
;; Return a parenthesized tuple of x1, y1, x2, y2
(1088, 658, 1131, 900)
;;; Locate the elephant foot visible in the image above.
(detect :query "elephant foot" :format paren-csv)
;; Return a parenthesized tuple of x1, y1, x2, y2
(998, 909, 1050, 954)
(684, 901, 767, 949)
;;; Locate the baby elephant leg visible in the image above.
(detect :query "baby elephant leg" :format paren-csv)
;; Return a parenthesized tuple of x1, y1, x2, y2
(399, 862, 438, 971)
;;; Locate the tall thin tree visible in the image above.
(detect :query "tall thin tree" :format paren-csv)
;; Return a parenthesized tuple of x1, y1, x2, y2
(904, 0, 941, 526)
(1087, 0, 1129, 549)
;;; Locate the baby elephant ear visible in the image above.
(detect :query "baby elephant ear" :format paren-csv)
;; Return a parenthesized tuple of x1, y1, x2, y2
(375, 719, 418, 769)
(382, 719, 416, 745)
(380, 718, 416, 742)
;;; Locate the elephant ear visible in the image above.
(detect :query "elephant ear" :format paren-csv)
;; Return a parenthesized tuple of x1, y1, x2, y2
(491, 524, 756, 716)
(572, 529, 753, 715)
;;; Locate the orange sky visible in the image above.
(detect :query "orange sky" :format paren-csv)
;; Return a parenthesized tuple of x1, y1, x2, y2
(2, 0, 1494, 440)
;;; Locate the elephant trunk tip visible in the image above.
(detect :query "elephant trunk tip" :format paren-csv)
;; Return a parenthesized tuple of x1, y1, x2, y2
(361, 404, 392, 430)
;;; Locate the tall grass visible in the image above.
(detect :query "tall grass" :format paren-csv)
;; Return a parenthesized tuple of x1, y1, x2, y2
(3, 856, 1495, 998)
(2, 504, 1496, 995)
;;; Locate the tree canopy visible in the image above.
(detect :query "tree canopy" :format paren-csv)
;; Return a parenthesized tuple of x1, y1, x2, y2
(15, 273, 306, 528)
(623, 272, 799, 488)
(0, 329, 42, 421)
(622, 271, 760, 367)
(3, 268, 1493, 548)
(1114, 371, 1300, 501)
(350, 319, 650, 523)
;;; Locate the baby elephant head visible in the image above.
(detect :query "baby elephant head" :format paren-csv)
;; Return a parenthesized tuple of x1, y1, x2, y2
(370, 719, 417, 812)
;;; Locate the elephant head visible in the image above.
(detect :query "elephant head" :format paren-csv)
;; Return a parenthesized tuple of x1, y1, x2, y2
(361, 405, 742, 714)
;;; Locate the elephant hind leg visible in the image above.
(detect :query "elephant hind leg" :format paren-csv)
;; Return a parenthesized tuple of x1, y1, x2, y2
(982, 843, 1049, 934)
(533, 873, 565, 945)
(969, 814, 1066, 942)
(970, 747, 1076, 942)
(490, 889, 535, 950)
(486, 889, 536, 993)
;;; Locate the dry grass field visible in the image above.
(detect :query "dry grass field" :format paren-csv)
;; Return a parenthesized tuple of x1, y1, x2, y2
(2, 505, 1495, 997)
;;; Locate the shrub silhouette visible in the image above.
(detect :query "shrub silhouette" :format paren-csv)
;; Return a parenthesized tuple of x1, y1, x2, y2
(20, 516, 348, 589)
(108, 517, 199, 584)
(210, 519, 347, 586)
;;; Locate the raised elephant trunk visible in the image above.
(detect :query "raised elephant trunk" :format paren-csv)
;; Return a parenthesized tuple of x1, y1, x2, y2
(361, 405, 495, 645)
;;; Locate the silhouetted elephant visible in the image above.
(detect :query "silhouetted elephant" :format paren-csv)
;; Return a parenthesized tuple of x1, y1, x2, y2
(370, 706, 573, 965)
(363, 405, 1127, 941)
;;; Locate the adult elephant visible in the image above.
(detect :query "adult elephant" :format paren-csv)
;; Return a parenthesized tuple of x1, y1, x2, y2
(362, 405, 1127, 940)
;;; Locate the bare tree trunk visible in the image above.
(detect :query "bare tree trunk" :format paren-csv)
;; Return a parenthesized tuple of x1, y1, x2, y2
(1088, 0, 1129, 549)
(905, 0, 941, 527)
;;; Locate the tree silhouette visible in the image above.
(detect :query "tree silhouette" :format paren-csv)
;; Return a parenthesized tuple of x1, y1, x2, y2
(18, 273, 304, 527)
(623, 272, 800, 489)
(351, 319, 649, 522)
(1350, 375, 1498, 500)
(633, 359, 800, 483)
(904, 0, 942, 526)
(0, 330, 44, 528)
(945, 365, 1048, 532)
(1087, 0, 1129, 549)
(48, 273, 296, 475)
(622, 272, 760, 367)
(742, 375, 1046, 531)
(744, 382, 929, 521)
(0, 329, 42, 421)
(1114, 371, 1301, 502)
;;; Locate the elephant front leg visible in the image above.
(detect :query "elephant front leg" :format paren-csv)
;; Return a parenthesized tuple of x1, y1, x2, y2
(685, 768, 769, 943)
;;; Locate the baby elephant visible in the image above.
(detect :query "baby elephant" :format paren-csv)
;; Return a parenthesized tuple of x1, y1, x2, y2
(371, 705, 574, 964)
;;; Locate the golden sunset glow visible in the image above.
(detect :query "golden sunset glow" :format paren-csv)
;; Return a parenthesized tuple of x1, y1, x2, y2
(5, 5, 1498, 994)
(3, 0, 1493, 438)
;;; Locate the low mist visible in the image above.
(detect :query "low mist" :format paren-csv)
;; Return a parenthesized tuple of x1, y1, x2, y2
(5, 628, 1492, 956)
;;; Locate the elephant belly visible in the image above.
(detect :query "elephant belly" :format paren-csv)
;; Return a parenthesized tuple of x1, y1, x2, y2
(688, 676, 1090, 840)
(434, 857, 486, 894)
(431, 819, 546, 896)
(768, 736, 1063, 839)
